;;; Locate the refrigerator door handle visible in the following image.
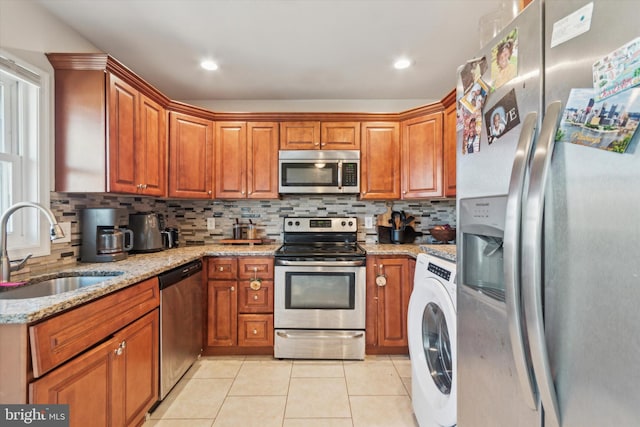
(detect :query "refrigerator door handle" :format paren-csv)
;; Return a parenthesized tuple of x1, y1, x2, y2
(504, 111, 538, 410)
(522, 101, 563, 427)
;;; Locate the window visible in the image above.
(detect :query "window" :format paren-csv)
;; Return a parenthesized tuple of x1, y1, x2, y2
(0, 51, 51, 259)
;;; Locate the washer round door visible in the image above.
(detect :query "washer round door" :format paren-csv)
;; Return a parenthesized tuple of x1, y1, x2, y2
(408, 277, 457, 426)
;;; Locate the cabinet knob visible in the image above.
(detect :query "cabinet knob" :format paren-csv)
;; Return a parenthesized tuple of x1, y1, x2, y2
(314, 142, 320, 146)
(230, 286, 235, 291)
(252, 329, 258, 335)
(241, 191, 245, 195)
(219, 266, 224, 272)
(253, 294, 259, 301)
(208, 190, 212, 195)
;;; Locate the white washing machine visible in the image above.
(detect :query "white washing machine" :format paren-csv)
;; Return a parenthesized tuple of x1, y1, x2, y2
(409, 253, 457, 427)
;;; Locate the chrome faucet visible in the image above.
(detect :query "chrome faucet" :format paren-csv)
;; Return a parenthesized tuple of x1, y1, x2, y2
(0, 202, 65, 283)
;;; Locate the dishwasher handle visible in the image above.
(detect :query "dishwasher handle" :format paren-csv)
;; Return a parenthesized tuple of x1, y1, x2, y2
(158, 260, 203, 290)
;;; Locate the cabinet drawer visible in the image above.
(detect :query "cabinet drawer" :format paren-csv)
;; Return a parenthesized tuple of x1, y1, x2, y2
(238, 280, 273, 313)
(29, 277, 159, 378)
(208, 257, 237, 279)
(238, 257, 274, 280)
(238, 314, 273, 347)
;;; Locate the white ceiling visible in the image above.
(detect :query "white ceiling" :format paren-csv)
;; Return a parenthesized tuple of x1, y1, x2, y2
(35, 0, 507, 106)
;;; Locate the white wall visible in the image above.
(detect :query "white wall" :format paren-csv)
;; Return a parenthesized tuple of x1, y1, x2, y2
(0, 0, 100, 69)
(0, 0, 101, 190)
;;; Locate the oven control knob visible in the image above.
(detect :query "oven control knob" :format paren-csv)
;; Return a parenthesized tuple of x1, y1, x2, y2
(295, 221, 300, 226)
(341, 221, 346, 226)
(287, 221, 293, 226)
(348, 221, 353, 227)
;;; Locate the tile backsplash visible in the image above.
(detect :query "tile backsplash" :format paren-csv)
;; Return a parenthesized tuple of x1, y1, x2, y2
(11, 192, 456, 280)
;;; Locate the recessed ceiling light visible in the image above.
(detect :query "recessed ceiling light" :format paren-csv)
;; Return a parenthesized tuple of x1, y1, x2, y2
(200, 60, 219, 71)
(393, 58, 412, 70)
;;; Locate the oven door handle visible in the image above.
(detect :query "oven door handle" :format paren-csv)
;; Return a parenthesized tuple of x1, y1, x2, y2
(276, 331, 364, 339)
(275, 260, 365, 267)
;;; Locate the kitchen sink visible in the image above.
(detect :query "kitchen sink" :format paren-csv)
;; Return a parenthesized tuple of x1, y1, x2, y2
(0, 272, 124, 300)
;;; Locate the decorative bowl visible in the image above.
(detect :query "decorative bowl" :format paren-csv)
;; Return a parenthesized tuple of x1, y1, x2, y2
(428, 227, 456, 243)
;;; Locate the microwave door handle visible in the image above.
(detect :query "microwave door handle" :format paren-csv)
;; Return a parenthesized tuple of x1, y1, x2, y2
(337, 160, 343, 189)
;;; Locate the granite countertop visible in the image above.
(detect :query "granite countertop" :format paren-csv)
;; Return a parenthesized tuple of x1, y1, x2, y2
(0, 243, 456, 324)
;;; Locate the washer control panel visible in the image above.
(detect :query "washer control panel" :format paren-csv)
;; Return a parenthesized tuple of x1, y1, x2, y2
(428, 262, 452, 282)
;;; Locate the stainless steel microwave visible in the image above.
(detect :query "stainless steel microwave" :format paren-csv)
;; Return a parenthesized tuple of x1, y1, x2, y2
(279, 150, 360, 194)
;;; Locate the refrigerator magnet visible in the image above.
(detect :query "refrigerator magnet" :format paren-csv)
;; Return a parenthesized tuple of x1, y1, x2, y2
(558, 87, 640, 153)
(485, 89, 521, 144)
(462, 109, 482, 155)
(460, 78, 489, 113)
(460, 56, 489, 93)
(491, 28, 519, 90)
(592, 37, 640, 101)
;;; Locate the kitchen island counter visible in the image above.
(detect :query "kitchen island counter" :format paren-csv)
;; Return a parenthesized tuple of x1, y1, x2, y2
(0, 243, 455, 324)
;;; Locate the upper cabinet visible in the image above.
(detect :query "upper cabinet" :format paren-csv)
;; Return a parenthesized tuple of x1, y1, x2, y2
(48, 53, 455, 201)
(280, 121, 320, 149)
(360, 122, 401, 200)
(400, 112, 443, 199)
(321, 122, 361, 150)
(168, 112, 214, 199)
(280, 121, 360, 150)
(47, 53, 167, 196)
(215, 122, 279, 199)
(442, 92, 457, 198)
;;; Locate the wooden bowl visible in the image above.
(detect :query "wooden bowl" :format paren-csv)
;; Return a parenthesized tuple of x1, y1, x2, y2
(429, 227, 456, 243)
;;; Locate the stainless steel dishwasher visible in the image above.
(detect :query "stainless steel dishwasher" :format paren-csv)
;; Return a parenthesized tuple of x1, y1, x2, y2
(158, 259, 203, 399)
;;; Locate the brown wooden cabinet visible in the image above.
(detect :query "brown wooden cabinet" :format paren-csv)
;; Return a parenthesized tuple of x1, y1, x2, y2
(47, 54, 167, 195)
(360, 122, 401, 199)
(31, 310, 158, 427)
(443, 96, 457, 198)
(279, 121, 320, 149)
(28, 278, 160, 427)
(321, 122, 361, 150)
(108, 75, 167, 196)
(215, 122, 279, 199)
(168, 111, 214, 198)
(401, 112, 443, 199)
(137, 94, 167, 196)
(205, 257, 274, 354)
(366, 255, 412, 354)
(280, 121, 360, 150)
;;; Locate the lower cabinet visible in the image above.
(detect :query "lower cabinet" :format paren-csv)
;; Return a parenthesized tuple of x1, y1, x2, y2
(205, 256, 274, 355)
(366, 255, 413, 354)
(28, 278, 160, 427)
(30, 310, 159, 427)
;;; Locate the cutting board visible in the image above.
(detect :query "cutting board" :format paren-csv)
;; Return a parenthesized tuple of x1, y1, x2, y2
(377, 203, 393, 227)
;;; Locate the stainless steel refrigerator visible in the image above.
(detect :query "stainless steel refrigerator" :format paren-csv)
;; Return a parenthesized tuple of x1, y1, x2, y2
(456, 1, 640, 426)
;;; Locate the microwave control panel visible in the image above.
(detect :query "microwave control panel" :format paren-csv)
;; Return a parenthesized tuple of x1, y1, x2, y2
(342, 163, 358, 186)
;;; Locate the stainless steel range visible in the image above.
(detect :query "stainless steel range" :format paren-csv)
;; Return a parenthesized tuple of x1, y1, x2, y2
(274, 216, 366, 360)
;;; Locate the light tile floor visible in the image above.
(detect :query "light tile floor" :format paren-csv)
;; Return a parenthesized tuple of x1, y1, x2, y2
(143, 355, 419, 427)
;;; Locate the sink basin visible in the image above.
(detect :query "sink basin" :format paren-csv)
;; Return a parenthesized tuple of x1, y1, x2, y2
(0, 272, 124, 300)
